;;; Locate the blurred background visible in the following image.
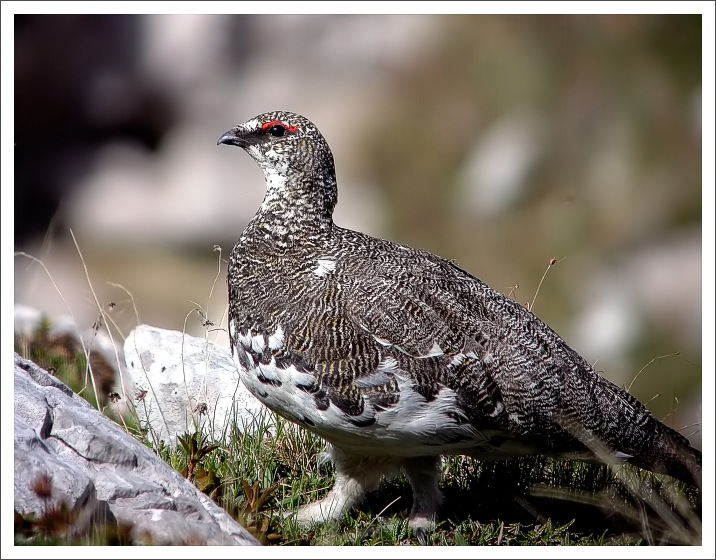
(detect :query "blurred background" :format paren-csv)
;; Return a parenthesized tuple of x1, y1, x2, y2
(14, 14, 702, 446)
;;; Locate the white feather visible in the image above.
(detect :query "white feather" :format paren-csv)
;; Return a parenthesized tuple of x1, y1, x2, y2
(353, 370, 393, 389)
(268, 325, 285, 350)
(313, 258, 337, 277)
(371, 334, 392, 346)
(251, 334, 265, 354)
(422, 341, 444, 358)
(449, 354, 466, 368)
(237, 331, 252, 350)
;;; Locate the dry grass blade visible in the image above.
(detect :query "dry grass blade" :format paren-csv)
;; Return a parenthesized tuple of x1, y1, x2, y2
(626, 352, 682, 394)
(527, 256, 565, 312)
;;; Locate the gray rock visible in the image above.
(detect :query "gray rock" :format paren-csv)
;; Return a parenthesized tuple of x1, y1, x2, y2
(123, 324, 267, 448)
(14, 353, 260, 545)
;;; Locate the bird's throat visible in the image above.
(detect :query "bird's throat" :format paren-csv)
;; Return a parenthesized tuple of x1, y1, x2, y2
(246, 168, 337, 246)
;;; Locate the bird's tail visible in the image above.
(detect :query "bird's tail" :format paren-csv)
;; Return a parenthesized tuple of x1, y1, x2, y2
(563, 374, 701, 488)
(631, 424, 701, 488)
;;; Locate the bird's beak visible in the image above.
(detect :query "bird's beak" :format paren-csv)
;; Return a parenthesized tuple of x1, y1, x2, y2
(217, 129, 248, 147)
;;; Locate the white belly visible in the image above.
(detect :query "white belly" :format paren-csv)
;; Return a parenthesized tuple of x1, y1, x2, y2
(234, 349, 496, 457)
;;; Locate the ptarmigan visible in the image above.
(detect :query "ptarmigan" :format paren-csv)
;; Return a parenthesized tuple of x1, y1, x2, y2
(217, 110, 701, 538)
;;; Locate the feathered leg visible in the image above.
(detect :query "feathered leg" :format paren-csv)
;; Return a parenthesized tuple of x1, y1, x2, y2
(295, 446, 391, 525)
(402, 455, 443, 543)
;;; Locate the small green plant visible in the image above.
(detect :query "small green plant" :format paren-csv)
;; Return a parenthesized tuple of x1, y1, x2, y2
(233, 479, 282, 544)
(176, 431, 221, 483)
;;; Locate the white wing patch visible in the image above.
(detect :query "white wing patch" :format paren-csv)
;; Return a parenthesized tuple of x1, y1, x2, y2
(313, 258, 337, 277)
(239, 355, 490, 456)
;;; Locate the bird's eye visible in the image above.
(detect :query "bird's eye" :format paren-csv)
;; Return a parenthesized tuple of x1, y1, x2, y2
(268, 124, 285, 137)
(260, 120, 298, 137)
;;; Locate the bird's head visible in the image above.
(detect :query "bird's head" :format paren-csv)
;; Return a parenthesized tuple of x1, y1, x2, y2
(217, 110, 333, 177)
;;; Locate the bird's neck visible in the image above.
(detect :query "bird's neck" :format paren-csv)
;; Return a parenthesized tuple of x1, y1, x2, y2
(245, 164, 338, 247)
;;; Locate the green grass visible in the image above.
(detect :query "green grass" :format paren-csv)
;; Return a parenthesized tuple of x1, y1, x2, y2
(14, 322, 701, 546)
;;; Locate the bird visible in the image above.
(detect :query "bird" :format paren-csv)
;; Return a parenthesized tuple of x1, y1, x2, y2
(217, 110, 701, 539)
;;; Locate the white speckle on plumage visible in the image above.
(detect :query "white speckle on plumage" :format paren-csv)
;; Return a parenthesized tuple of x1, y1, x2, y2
(314, 258, 336, 277)
(217, 110, 701, 539)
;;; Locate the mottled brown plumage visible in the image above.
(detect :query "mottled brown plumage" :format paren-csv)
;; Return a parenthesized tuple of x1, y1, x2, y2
(217, 111, 700, 538)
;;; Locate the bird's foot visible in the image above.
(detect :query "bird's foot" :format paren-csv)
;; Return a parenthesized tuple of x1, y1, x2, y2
(295, 497, 344, 526)
(409, 514, 436, 545)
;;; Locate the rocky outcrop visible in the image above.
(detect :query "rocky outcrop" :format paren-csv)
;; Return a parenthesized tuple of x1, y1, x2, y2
(123, 324, 267, 448)
(14, 353, 259, 545)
